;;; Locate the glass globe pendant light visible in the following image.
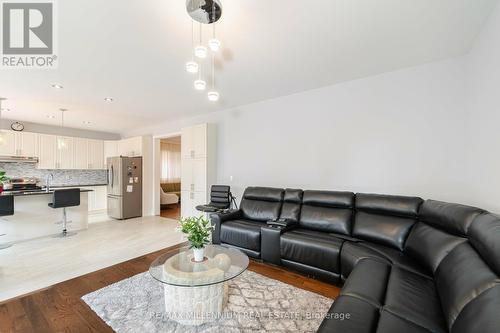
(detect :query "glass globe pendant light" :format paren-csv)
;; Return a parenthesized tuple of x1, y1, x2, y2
(208, 21, 220, 52)
(207, 54, 219, 101)
(194, 23, 207, 58)
(185, 22, 199, 73)
(194, 62, 206, 90)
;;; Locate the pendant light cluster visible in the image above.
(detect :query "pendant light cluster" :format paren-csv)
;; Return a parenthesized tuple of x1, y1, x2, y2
(185, 0, 222, 102)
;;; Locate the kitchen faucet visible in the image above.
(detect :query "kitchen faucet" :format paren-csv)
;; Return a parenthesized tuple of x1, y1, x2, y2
(45, 173, 54, 192)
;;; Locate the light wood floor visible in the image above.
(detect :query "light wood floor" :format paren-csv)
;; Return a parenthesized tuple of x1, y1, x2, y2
(0, 244, 340, 333)
(0, 216, 184, 302)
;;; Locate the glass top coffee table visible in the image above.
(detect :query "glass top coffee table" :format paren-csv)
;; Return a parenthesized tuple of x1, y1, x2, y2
(149, 244, 249, 325)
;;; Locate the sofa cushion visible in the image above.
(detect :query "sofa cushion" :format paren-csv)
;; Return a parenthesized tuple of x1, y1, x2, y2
(355, 193, 423, 217)
(378, 310, 436, 333)
(340, 241, 430, 280)
(316, 295, 379, 333)
(435, 242, 500, 331)
(340, 258, 391, 307)
(353, 193, 422, 251)
(419, 200, 485, 237)
(405, 222, 466, 274)
(451, 285, 500, 333)
(279, 188, 303, 222)
(281, 228, 342, 273)
(353, 212, 415, 251)
(240, 187, 284, 221)
(384, 266, 447, 333)
(299, 190, 354, 234)
(468, 213, 500, 276)
(220, 219, 266, 252)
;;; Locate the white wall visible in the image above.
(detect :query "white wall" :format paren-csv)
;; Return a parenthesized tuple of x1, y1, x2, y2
(128, 3, 500, 213)
(129, 57, 472, 206)
(465, 2, 500, 213)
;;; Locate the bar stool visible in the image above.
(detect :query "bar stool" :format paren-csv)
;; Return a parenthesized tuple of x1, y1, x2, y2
(48, 188, 80, 237)
(0, 195, 14, 249)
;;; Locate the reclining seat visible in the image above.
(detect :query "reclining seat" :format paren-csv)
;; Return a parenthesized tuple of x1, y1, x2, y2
(211, 187, 284, 258)
(341, 193, 426, 280)
(319, 200, 500, 333)
(280, 190, 354, 284)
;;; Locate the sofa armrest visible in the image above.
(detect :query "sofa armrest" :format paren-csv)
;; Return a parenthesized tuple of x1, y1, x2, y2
(210, 209, 242, 244)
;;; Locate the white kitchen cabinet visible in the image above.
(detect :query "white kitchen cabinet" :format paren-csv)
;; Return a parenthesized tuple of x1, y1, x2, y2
(88, 139, 104, 169)
(0, 130, 17, 156)
(73, 137, 88, 169)
(181, 124, 207, 159)
(180, 123, 216, 218)
(56, 136, 74, 169)
(0, 131, 39, 157)
(104, 140, 118, 161)
(17, 132, 38, 157)
(118, 136, 142, 157)
(85, 186, 107, 212)
(38, 134, 57, 169)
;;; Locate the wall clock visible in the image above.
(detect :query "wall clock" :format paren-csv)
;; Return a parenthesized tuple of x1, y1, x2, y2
(11, 122, 24, 131)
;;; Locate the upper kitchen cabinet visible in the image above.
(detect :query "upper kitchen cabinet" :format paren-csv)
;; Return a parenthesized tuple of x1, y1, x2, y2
(38, 134, 57, 169)
(0, 131, 38, 157)
(181, 124, 207, 159)
(56, 136, 74, 169)
(104, 140, 118, 161)
(118, 136, 142, 157)
(73, 137, 88, 169)
(0, 130, 17, 156)
(17, 132, 38, 156)
(87, 139, 104, 169)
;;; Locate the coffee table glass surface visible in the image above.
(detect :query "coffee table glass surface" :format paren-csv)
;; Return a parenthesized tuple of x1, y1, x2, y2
(149, 244, 249, 287)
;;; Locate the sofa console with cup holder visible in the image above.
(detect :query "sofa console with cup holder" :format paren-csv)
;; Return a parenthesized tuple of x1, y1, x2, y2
(210, 186, 500, 333)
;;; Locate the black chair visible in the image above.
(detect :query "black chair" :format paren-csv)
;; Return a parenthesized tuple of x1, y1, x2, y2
(0, 195, 14, 249)
(196, 185, 237, 213)
(48, 189, 80, 237)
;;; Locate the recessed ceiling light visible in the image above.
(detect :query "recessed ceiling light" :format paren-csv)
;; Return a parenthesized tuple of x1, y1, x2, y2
(46, 115, 56, 119)
(51, 84, 63, 89)
(83, 121, 91, 125)
(104, 97, 114, 102)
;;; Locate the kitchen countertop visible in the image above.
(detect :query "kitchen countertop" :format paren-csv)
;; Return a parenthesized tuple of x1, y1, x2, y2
(0, 188, 93, 197)
(48, 184, 108, 188)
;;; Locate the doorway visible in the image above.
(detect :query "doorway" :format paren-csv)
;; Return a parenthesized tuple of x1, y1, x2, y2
(158, 136, 181, 219)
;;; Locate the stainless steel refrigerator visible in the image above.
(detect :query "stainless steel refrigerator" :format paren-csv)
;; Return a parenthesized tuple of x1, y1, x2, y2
(107, 156, 143, 219)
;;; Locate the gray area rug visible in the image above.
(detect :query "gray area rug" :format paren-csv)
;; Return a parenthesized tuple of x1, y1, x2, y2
(82, 270, 333, 333)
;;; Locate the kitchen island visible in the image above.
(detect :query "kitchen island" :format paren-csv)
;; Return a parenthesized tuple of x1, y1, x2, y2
(0, 189, 92, 243)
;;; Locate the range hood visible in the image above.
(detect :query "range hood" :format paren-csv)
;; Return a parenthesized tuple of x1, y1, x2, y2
(0, 156, 39, 163)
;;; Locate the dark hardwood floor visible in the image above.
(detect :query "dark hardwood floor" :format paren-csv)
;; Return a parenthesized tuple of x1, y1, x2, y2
(0, 243, 340, 333)
(160, 204, 180, 220)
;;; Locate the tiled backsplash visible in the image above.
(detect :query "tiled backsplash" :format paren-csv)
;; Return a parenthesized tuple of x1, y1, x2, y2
(0, 162, 107, 186)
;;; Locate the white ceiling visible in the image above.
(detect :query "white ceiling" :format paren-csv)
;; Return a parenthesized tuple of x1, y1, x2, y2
(0, 0, 497, 135)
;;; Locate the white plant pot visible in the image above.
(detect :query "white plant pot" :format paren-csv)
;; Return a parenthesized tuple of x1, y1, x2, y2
(193, 247, 205, 262)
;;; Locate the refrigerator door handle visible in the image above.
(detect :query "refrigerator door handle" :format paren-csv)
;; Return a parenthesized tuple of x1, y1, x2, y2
(111, 165, 114, 188)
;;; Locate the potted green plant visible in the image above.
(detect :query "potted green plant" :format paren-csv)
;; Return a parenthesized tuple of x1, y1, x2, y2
(0, 170, 9, 193)
(178, 215, 213, 262)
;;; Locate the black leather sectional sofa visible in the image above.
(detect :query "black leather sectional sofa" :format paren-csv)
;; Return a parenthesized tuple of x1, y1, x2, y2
(211, 187, 500, 333)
